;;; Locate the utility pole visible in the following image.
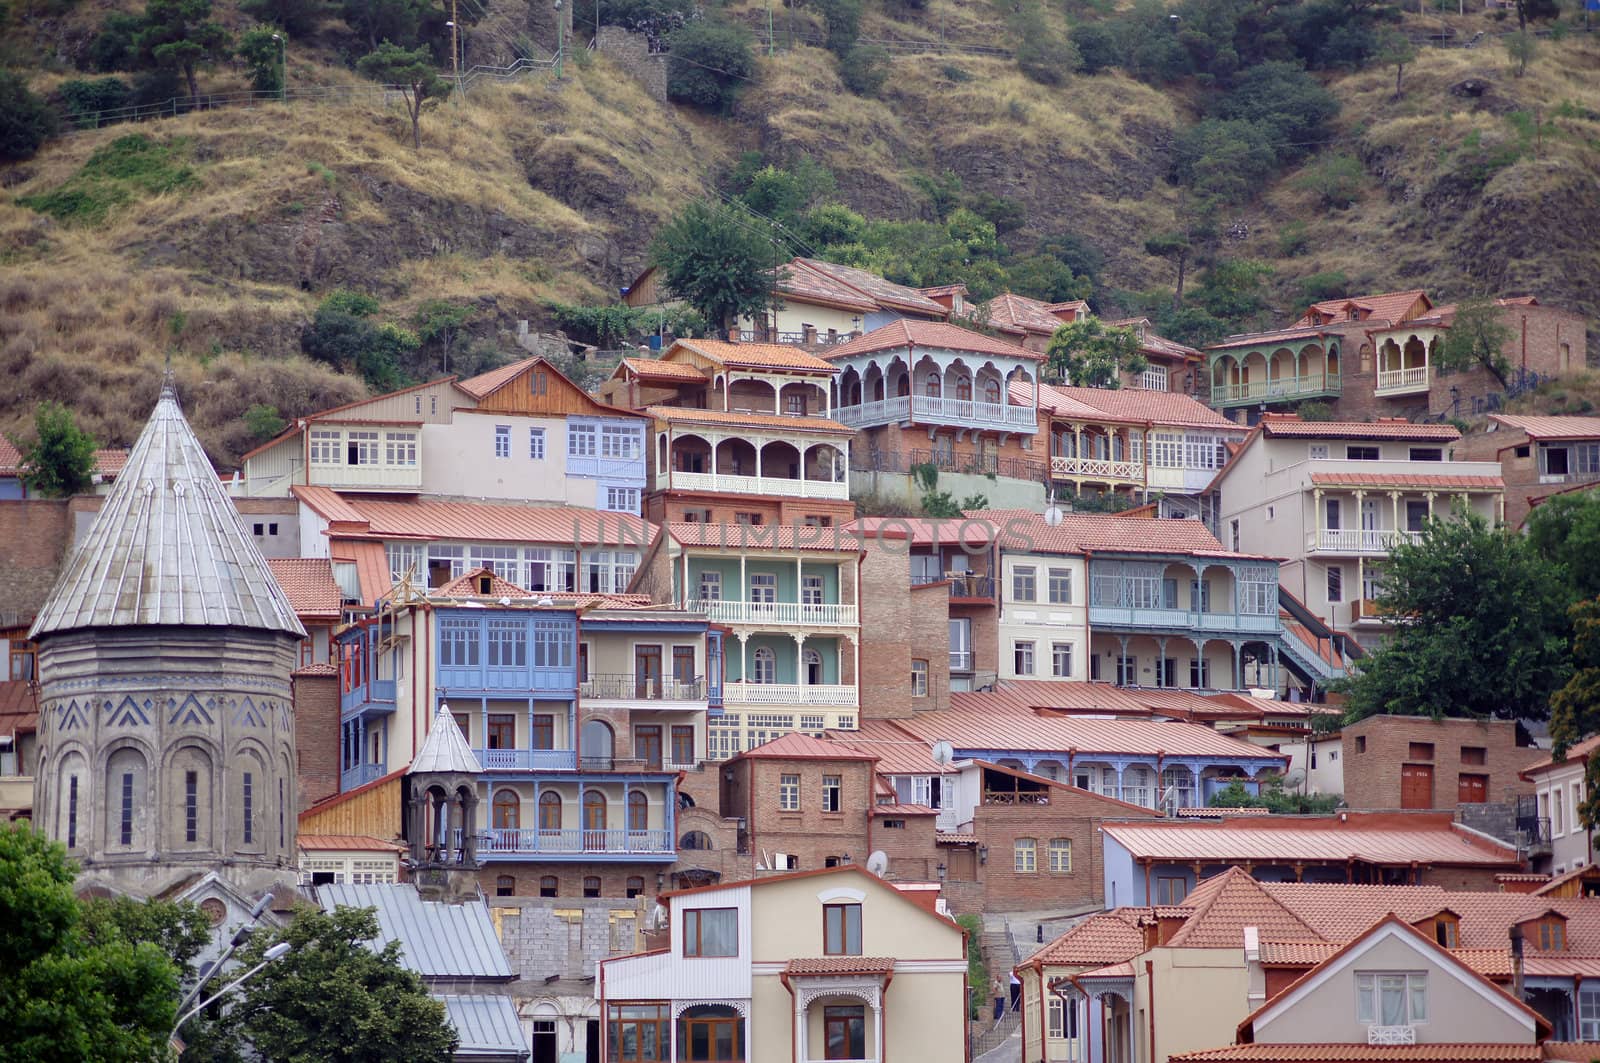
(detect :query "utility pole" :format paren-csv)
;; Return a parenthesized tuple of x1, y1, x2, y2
(450, 0, 460, 82)
(271, 33, 286, 101)
(554, 0, 565, 78)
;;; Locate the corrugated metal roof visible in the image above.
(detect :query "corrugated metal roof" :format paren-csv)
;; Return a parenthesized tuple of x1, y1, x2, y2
(436, 994, 529, 1059)
(317, 883, 512, 978)
(735, 732, 876, 761)
(665, 523, 864, 553)
(784, 258, 948, 316)
(411, 705, 483, 775)
(1102, 819, 1519, 867)
(961, 508, 1256, 559)
(1489, 414, 1600, 441)
(647, 405, 850, 433)
(297, 489, 656, 548)
(1309, 472, 1503, 490)
(32, 385, 304, 639)
(825, 319, 1044, 362)
(1171, 1046, 1541, 1062)
(826, 719, 954, 775)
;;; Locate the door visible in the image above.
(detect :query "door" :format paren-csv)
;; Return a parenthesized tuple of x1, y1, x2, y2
(1459, 773, 1488, 804)
(634, 645, 662, 698)
(1401, 764, 1434, 809)
(585, 1019, 600, 1063)
(824, 1005, 866, 1060)
(673, 645, 696, 696)
(531, 1020, 556, 1063)
(1361, 497, 1379, 549)
(635, 725, 663, 770)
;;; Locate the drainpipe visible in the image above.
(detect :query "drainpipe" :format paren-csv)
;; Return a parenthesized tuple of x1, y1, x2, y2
(781, 970, 798, 1063)
(1511, 924, 1525, 1002)
(1146, 959, 1157, 1063)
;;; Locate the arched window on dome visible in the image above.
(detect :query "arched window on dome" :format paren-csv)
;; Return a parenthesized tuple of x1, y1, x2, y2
(105, 747, 148, 852)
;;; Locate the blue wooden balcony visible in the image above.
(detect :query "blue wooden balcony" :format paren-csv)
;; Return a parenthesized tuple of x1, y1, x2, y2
(1088, 606, 1281, 636)
(475, 748, 579, 772)
(341, 678, 396, 718)
(341, 763, 386, 791)
(479, 828, 674, 862)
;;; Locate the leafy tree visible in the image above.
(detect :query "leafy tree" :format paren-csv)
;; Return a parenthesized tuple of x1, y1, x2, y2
(136, 0, 234, 102)
(650, 200, 775, 329)
(244, 403, 288, 441)
(1375, 29, 1417, 98)
(1045, 318, 1146, 388)
(813, 0, 862, 56)
(342, 0, 426, 49)
(955, 913, 987, 1020)
(412, 299, 473, 373)
(1172, 118, 1278, 203)
(1527, 489, 1600, 602)
(1504, 30, 1536, 78)
(1550, 600, 1600, 831)
(1072, 21, 1120, 74)
(1208, 60, 1339, 161)
(912, 168, 963, 222)
(592, 0, 694, 47)
(1209, 777, 1344, 813)
(90, 12, 146, 71)
(241, 0, 333, 36)
(1436, 295, 1512, 388)
(237, 25, 286, 93)
(79, 895, 211, 978)
(966, 191, 1026, 235)
(302, 289, 415, 389)
(59, 78, 132, 127)
(665, 19, 753, 113)
(0, 70, 55, 162)
(1295, 153, 1364, 208)
(1009, 0, 1081, 85)
(9, 402, 98, 498)
(0, 823, 180, 1062)
(1297, 269, 1348, 304)
(229, 905, 456, 1063)
(1005, 254, 1091, 304)
(1144, 231, 1193, 310)
(796, 201, 866, 249)
(356, 42, 450, 149)
(921, 491, 988, 518)
(1512, 0, 1559, 31)
(839, 43, 890, 96)
(1333, 509, 1573, 723)
(1192, 258, 1271, 325)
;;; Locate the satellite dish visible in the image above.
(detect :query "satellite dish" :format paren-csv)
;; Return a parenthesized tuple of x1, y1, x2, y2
(647, 904, 668, 930)
(866, 850, 889, 877)
(931, 741, 955, 767)
(1043, 505, 1064, 526)
(1283, 769, 1306, 788)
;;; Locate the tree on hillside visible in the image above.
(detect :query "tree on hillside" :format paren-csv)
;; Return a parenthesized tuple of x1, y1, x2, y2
(10, 402, 98, 499)
(0, 823, 181, 1062)
(241, 0, 334, 37)
(237, 25, 287, 93)
(1375, 29, 1417, 99)
(1144, 231, 1193, 311)
(650, 200, 775, 330)
(135, 0, 234, 102)
(356, 42, 450, 149)
(1527, 489, 1600, 603)
(343, 0, 428, 49)
(229, 906, 456, 1063)
(665, 19, 754, 113)
(302, 289, 417, 390)
(1333, 509, 1573, 723)
(1504, 30, 1537, 79)
(1044, 318, 1146, 389)
(1436, 295, 1513, 388)
(412, 299, 473, 374)
(1550, 600, 1600, 831)
(0, 71, 56, 163)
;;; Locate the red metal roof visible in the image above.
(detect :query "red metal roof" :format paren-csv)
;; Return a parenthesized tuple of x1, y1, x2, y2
(672, 338, 839, 374)
(783, 258, 948, 316)
(962, 508, 1255, 559)
(299, 491, 655, 548)
(665, 523, 864, 553)
(1309, 472, 1503, 490)
(1026, 381, 1242, 431)
(329, 539, 391, 607)
(948, 680, 1152, 717)
(826, 719, 954, 775)
(733, 732, 877, 761)
(1171, 1046, 1541, 1061)
(647, 405, 850, 433)
(1102, 816, 1520, 868)
(266, 558, 344, 620)
(1489, 414, 1600, 441)
(825, 319, 1044, 362)
(1259, 417, 1460, 442)
(845, 516, 997, 547)
(298, 833, 405, 851)
(1129, 689, 1267, 721)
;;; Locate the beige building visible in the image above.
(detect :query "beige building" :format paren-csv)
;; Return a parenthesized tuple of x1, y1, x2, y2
(1520, 736, 1600, 877)
(597, 864, 967, 1062)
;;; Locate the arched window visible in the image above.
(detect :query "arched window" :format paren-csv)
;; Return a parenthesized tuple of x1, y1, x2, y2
(582, 719, 614, 769)
(751, 647, 776, 685)
(679, 1005, 743, 1061)
(925, 374, 941, 398)
(628, 790, 649, 832)
(680, 830, 713, 850)
(583, 790, 608, 833)
(539, 875, 559, 897)
(169, 746, 213, 851)
(56, 751, 86, 850)
(804, 648, 823, 686)
(956, 375, 972, 400)
(493, 790, 520, 831)
(495, 875, 515, 897)
(984, 378, 1002, 405)
(538, 790, 562, 832)
(626, 875, 646, 898)
(105, 748, 148, 852)
(584, 876, 602, 897)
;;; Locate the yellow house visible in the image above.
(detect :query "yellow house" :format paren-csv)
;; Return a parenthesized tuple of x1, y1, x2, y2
(598, 864, 968, 1062)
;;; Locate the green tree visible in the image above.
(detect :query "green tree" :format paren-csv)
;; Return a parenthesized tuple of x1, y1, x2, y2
(1209, 777, 1344, 814)
(59, 78, 132, 128)
(236, 25, 286, 93)
(90, 12, 146, 71)
(1504, 30, 1536, 78)
(1192, 258, 1271, 326)
(1295, 153, 1364, 209)
(1436, 295, 1513, 388)
(0, 70, 57, 162)
(1527, 489, 1600, 602)
(412, 299, 473, 373)
(79, 895, 211, 977)
(1334, 509, 1573, 722)
(1005, 254, 1091, 304)
(814, 0, 862, 56)
(241, 0, 333, 36)
(136, 0, 234, 102)
(230, 905, 457, 1063)
(839, 42, 890, 96)
(665, 19, 754, 113)
(342, 0, 426, 49)
(1208, 61, 1339, 161)
(1550, 600, 1600, 830)
(650, 200, 775, 329)
(356, 42, 450, 149)
(302, 290, 415, 389)
(1172, 118, 1277, 203)
(1144, 231, 1193, 310)
(1009, 0, 1081, 85)
(9, 402, 98, 498)
(1374, 29, 1417, 98)
(1045, 318, 1146, 388)
(244, 403, 287, 441)
(0, 823, 180, 1062)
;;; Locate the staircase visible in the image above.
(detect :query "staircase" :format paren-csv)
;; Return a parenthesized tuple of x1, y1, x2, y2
(970, 918, 1026, 1057)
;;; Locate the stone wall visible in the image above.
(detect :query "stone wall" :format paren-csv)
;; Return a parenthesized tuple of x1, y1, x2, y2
(594, 26, 668, 102)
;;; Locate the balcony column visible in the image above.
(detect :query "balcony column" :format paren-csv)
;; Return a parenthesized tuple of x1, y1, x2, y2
(1312, 488, 1323, 548)
(873, 996, 885, 1063)
(1353, 490, 1366, 548)
(739, 552, 747, 603)
(1155, 638, 1168, 688)
(794, 633, 807, 695)
(531, 780, 539, 847)
(1426, 491, 1436, 520)
(1232, 641, 1244, 690)
(1114, 764, 1126, 802)
(755, 439, 764, 488)
(1390, 491, 1401, 539)
(1356, 557, 1364, 613)
(794, 992, 808, 1062)
(738, 632, 750, 688)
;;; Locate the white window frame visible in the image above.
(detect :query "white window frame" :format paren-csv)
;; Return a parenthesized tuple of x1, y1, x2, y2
(528, 428, 546, 460)
(1014, 640, 1035, 676)
(911, 660, 928, 697)
(1012, 565, 1037, 602)
(698, 571, 722, 602)
(1048, 567, 1072, 604)
(1355, 972, 1427, 1026)
(494, 425, 511, 459)
(779, 773, 800, 812)
(568, 423, 597, 457)
(385, 431, 417, 466)
(1051, 642, 1072, 679)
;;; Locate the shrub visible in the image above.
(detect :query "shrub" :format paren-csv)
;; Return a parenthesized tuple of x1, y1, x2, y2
(1297, 269, 1348, 303)
(1072, 21, 1120, 74)
(1010, 3, 1080, 86)
(0, 70, 56, 162)
(839, 42, 889, 96)
(666, 19, 754, 113)
(59, 78, 133, 127)
(1171, 118, 1277, 202)
(18, 133, 196, 224)
(237, 25, 287, 93)
(1208, 60, 1339, 162)
(814, 0, 861, 56)
(240, 0, 332, 36)
(940, 62, 971, 82)
(1295, 153, 1364, 208)
(243, 403, 287, 440)
(89, 11, 145, 71)
(1276, 219, 1309, 257)
(1295, 400, 1334, 421)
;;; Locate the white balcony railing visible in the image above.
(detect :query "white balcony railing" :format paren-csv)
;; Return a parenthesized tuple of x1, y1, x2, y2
(1308, 528, 1422, 554)
(483, 828, 672, 854)
(309, 462, 422, 491)
(722, 681, 857, 706)
(694, 600, 859, 627)
(949, 650, 973, 672)
(1212, 374, 1342, 404)
(834, 396, 911, 428)
(834, 395, 1035, 432)
(1051, 456, 1145, 482)
(1088, 606, 1280, 634)
(1375, 366, 1429, 395)
(661, 470, 849, 499)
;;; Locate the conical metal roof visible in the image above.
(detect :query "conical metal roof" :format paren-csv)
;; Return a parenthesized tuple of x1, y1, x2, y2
(410, 704, 483, 775)
(29, 384, 305, 639)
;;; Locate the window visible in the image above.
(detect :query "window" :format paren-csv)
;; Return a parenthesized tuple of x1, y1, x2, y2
(1155, 876, 1188, 904)
(1355, 973, 1427, 1025)
(1460, 746, 1486, 766)
(1433, 917, 1459, 948)
(1408, 742, 1434, 761)
(824, 903, 863, 955)
(185, 770, 198, 844)
(680, 1005, 743, 1061)
(626, 876, 646, 899)
(1051, 643, 1072, 679)
(601, 424, 641, 459)
(528, 428, 545, 459)
(1409, 447, 1443, 462)
(569, 423, 597, 457)
(822, 775, 842, 813)
(309, 429, 340, 464)
(605, 487, 641, 513)
(119, 770, 135, 846)
(532, 714, 554, 750)
(824, 1005, 866, 1060)
(698, 571, 721, 601)
(749, 572, 777, 605)
(496, 875, 515, 897)
(1325, 498, 1342, 531)
(242, 771, 254, 845)
(66, 774, 78, 848)
(1534, 918, 1567, 951)
(1229, 519, 1240, 551)
(1580, 988, 1600, 1042)
(802, 574, 824, 605)
(493, 789, 520, 830)
(1012, 566, 1037, 602)
(584, 876, 602, 898)
(492, 425, 511, 458)
(345, 430, 379, 465)
(1189, 657, 1210, 688)
(1116, 655, 1137, 686)
(539, 791, 562, 831)
(1347, 445, 1380, 461)
(1356, 736, 1367, 753)
(1048, 568, 1072, 604)
(911, 659, 928, 696)
(385, 432, 417, 466)
(1014, 641, 1035, 676)
(539, 875, 558, 898)
(609, 1003, 669, 1062)
(1308, 444, 1330, 460)
(1327, 565, 1344, 603)
(1048, 838, 1072, 873)
(683, 908, 738, 957)
(671, 725, 695, 766)
(1015, 838, 1037, 873)
(751, 647, 776, 685)
(1047, 995, 1079, 1039)
(531, 369, 548, 396)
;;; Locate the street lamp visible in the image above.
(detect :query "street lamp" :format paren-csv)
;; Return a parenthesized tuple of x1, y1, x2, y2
(176, 891, 276, 1019)
(270, 33, 286, 101)
(554, 0, 564, 78)
(170, 942, 293, 1048)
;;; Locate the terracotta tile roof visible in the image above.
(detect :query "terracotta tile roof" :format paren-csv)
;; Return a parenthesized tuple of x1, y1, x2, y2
(870, 803, 938, 816)
(1489, 414, 1600, 441)
(984, 292, 1070, 336)
(1076, 960, 1136, 979)
(1129, 689, 1266, 721)
(917, 283, 969, 298)
(1294, 289, 1432, 328)
(1046, 300, 1092, 316)
(298, 833, 405, 851)
(0, 680, 39, 736)
(733, 732, 877, 761)
(1259, 417, 1460, 442)
(845, 516, 997, 547)
(1543, 1043, 1600, 1062)
(646, 405, 850, 433)
(266, 558, 344, 621)
(826, 719, 954, 775)
(1518, 735, 1600, 777)
(825, 319, 1044, 362)
(457, 355, 544, 399)
(785, 956, 896, 976)
(1208, 326, 1336, 351)
(1103, 318, 1202, 361)
(434, 567, 533, 599)
(664, 522, 865, 553)
(1166, 868, 1322, 948)
(302, 493, 655, 548)
(783, 258, 948, 316)
(898, 698, 1288, 761)
(1029, 910, 1150, 967)
(1256, 939, 1342, 965)
(0, 440, 132, 480)
(1258, 883, 1600, 949)
(671, 338, 839, 374)
(619, 357, 709, 383)
(1024, 381, 1128, 421)
(1102, 816, 1520, 868)
(1171, 1046, 1541, 1062)
(292, 662, 339, 677)
(1309, 472, 1503, 490)
(1026, 382, 1239, 431)
(963, 508, 1255, 559)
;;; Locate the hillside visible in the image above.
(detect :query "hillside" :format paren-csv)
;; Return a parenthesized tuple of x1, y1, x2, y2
(2, 0, 1598, 463)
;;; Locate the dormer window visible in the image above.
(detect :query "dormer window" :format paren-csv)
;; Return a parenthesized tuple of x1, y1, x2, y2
(477, 575, 493, 595)
(1528, 914, 1568, 951)
(1418, 911, 1459, 948)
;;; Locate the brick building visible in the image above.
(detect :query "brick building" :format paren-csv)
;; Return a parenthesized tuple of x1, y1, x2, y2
(1339, 715, 1540, 812)
(1460, 414, 1600, 527)
(719, 732, 878, 873)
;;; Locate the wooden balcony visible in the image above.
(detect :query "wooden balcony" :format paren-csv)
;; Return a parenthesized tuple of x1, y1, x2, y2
(579, 674, 707, 702)
(722, 681, 857, 706)
(481, 827, 673, 856)
(1375, 365, 1429, 396)
(694, 600, 858, 627)
(475, 748, 579, 771)
(660, 469, 849, 500)
(1088, 605, 1280, 635)
(1307, 529, 1422, 555)
(1050, 455, 1145, 483)
(835, 395, 1036, 432)
(1211, 374, 1342, 408)
(309, 461, 422, 491)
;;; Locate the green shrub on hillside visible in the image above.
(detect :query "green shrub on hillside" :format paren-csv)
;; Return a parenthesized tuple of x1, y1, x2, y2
(839, 42, 889, 96)
(666, 19, 753, 113)
(59, 77, 132, 126)
(0, 70, 55, 162)
(19, 134, 197, 224)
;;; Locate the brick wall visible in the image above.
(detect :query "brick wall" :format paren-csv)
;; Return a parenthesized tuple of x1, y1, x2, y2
(291, 670, 340, 809)
(873, 811, 940, 880)
(858, 542, 913, 719)
(910, 583, 952, 713)
(1340, 715, 1539, 811)
(0, 500, 70, 624)
(724, 755, 876, 871)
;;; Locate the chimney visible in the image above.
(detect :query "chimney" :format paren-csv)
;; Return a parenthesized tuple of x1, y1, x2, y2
(726, 327, 741, 343)
(1510, 924, 1525, 1001)
(803, 324, 817, 346)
